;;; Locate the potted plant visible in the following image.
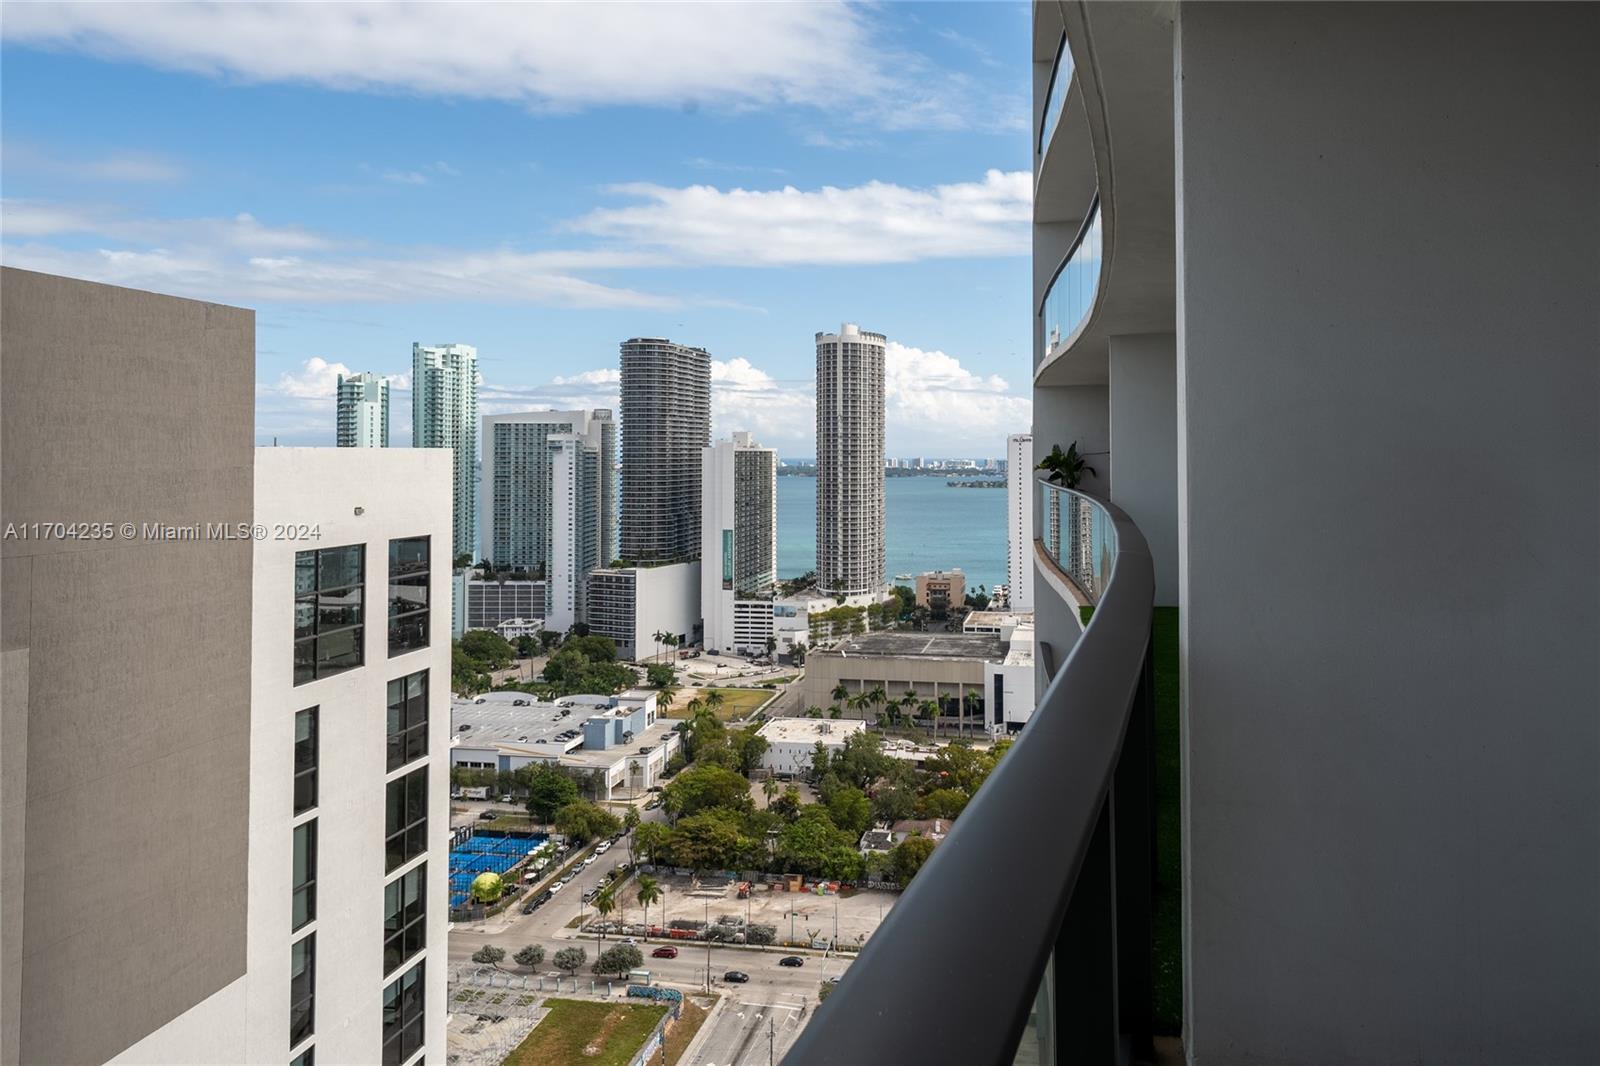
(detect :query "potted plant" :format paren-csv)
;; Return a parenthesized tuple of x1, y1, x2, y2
(1035, 441, 1097, 488)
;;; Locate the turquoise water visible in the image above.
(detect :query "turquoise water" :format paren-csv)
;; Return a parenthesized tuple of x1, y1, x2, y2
(776, 476, 1007, 593)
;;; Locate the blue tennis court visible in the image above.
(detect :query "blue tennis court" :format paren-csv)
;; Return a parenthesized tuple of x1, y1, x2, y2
(449, 832, 546, 907)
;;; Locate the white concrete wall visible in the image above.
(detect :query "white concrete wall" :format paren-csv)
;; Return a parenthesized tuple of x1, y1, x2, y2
(1006, 434, 1035, 612)
(1108, 333, 1178, 606)
(249, 448, 452, 1065)
(633, 560, 700, 656)
(1176, 5, 1600, 1061)
(701, 442, 736, 652)
(1031, 384, 1109, 496)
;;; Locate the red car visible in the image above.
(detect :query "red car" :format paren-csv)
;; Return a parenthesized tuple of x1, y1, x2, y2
(651, 946, 679, 959)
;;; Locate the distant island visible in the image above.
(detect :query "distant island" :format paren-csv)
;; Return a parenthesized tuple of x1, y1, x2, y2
(779, 465, 1005, 480)
(947, 480, 1004, 488)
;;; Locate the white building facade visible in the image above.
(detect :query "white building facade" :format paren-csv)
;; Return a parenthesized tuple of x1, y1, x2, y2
(411, 342, 478, 562)
(336, 371, 390, 448)
(113, 447, 451, 1066)
(587, 561, 701, 662)
(1005, 433, 1034, 612)
(701, 431, 778, 654)
(757, 718, 867, 777)
(815, 324, 886, 596)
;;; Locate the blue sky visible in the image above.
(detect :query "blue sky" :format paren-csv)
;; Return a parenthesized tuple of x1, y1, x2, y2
(1, 1, 1033, 456)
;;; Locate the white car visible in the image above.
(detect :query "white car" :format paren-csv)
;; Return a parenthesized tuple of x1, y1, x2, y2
(548, 881, 563, 894)
(595, 841, 612, 854)
(583, 855, 597, 866)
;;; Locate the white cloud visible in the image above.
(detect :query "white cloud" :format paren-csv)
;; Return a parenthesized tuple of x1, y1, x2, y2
(570, 170, 1031, 265)
(274, 356, 351, 399)
(381, 169, 429, 186)
(4, 143, 185, 182)
(1, 200, 675, 308)
(885, 341, 1031, 451)
(552, 368, 621, 387)
(0, 2, 1011, 130)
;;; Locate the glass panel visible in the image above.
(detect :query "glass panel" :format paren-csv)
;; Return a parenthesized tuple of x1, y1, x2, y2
(318, 545, 363, 590)
(294, 708, 318, 814)
(1038, 32, 1075, 155)
(294, 595, 318, 640)
(293, 821, 316, 930)
(295, 552, 317, 595)
(317, 628, 362, 673)
(290, 934, 315, 1047)
(1035, 481, 1118, 605)
(317, 591, 362, 629)
(389, 536, 429, 575)
(389, 574, 429, 612)
(294, 639, 316, 686)
(1040, 199, 1102, 363)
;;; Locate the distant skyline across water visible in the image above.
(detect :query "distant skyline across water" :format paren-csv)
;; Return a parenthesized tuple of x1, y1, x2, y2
(776, 475, 1007, 594)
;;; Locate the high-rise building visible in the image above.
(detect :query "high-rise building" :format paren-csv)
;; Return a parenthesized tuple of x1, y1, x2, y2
(412, 342, 478, 561)
(1, 268, 449, 1066)
(335, 371, 390, 448)
(618, 338, 711, 565)
(1005, 433, 1034, 612)
(788, 5, 1598, 1064)
(701, 431, 778, 654)
(815, 323, 886, 596)
(480, 409, 615, 631)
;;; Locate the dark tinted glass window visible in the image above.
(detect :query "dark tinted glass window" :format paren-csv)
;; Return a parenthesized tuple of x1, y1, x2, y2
(294, 708, 318, 814)
(385, 768, 428, 873)
(290, 933, 315, 1047)
(386, 671, 428, 771)
(381, 961, 425, 1066)
(388, 537, 430, 657)
(293, 545, 365, 685)
(383, 863, 426, 974)
(292, 820, 317, 931)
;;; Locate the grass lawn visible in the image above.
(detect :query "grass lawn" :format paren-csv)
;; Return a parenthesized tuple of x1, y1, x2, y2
(662, 687, 772, 721)
(654, 995, 716, 1065)
(506, 999, 668, 1066)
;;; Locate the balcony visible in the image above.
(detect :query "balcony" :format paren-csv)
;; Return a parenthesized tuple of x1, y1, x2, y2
(786, 483, 1159, 1065)
(1038, 198, 1103, 370)
(1038, 31, 1075, 158)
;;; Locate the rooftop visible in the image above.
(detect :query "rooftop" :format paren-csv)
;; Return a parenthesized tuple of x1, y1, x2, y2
(450, 691, 674, 766)
(756, 717, 867, 745)
(821, 631, 1007, 661)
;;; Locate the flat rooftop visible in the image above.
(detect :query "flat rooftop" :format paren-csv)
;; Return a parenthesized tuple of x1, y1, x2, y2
(757, 717, 867, 745)
(450, 691, 676, 764)
(822, 631, 1007, 661)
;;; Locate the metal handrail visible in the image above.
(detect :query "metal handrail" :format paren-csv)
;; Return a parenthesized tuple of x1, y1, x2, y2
(786, 489, 1155, 1065)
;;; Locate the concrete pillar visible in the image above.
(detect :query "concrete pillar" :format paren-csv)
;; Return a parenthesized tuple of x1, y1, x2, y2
(1176, 4, 1599, 1061)
(1108, 334, 1178, 606)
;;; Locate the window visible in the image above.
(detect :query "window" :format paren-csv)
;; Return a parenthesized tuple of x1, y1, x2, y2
(294, 545, 365, 684)
(295, 708, 319, 814)
(385, 768, 428, 873)
(293, 820, 317, 931)
(290, 934, 315, 1048)
(383, 863, 427, 974)
(386, 671, 428, 771)
(389, 537, 430, 657)
(381, 960, 425, 1066)
(291, 1049, 314, 1066)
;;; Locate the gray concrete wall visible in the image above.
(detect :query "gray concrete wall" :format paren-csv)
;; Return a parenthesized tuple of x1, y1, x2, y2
(0, 268, 255, 1063)
(1109, 334, 1178, 606)
(1175, 5, 1600, 1062)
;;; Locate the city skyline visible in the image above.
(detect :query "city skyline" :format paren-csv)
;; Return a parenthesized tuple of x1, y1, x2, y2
(0, 3, 1035, 458)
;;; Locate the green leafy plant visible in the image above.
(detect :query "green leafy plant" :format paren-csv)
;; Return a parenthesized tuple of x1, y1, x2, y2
(1036, 441, 1098, 489)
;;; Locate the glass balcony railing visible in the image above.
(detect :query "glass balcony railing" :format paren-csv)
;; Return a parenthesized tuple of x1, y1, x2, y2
(1040, 197, 1102, 362)
(1038, 32, 1074, 156)
(786, 486, 1157, 1066)
(1037, 476, 1115, 602)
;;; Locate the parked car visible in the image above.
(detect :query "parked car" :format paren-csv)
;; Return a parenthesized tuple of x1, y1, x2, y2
(643, 798, 661, 811)
(723, 970, 749, 983)
(582, 887, 599, 903)
(582, 855, 597, 866)
(647, 785, 664, 793)
(779, 956, 805, 968)
(477, 811, 497, 821)
(548, 881, 563, 894)
(537, 890, 553, 905)
(596, 841, 611, 854)
(652, 946, 679, 959)
(521, 901, 538, 915)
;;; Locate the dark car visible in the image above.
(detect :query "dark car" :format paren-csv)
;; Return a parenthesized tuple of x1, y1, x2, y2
(723, 970, 749, 983)
(521, 901, 537, 915)
(778, 956, 804, 968)
(477, 811, 497, 821)
(652, 946, 679, 959)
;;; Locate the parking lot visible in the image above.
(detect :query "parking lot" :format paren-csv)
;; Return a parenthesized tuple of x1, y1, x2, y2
(637, 874, 897, 950)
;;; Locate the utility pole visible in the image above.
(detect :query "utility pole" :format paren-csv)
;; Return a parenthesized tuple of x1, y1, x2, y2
(768, 1016, 776, 1066)
(833, 893, 839, 949)
(704, 901, 712, 992)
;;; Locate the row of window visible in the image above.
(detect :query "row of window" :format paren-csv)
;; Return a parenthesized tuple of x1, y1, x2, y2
(294, 537, 432, 686)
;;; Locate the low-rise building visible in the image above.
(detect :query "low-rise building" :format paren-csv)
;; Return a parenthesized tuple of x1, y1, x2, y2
(984, 621, 1036, 734)
(450, 690, 679, 797)
(586, 561, 699, 661)
(452, 573, 546, 639)
(756, 717, 867, 777)
(962, 610, 1034, 641)
(914, 569, 966, 615)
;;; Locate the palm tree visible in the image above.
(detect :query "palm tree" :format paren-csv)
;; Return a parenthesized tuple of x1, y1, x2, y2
(593, 885, 616, 944)
(704, 688, 725, 715)
(651, 629, 664, 665)
(636, 875, 663, 942)
(831, 683, 849, 716)
(762, 775, 779, 805)
(963, 689, 983, 737)
(919, 699, 939, 739)
(868, 685, 888, 725)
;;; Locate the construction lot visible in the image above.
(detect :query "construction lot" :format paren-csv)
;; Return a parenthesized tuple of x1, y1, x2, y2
(644, 874, 897, 950)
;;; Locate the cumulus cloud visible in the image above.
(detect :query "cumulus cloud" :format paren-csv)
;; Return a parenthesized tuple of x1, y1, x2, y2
(885, 341, 1031, 451)
(570, 170, 1030, 265)
(551, 368, 621, 387)
(275, 355, 351, 399)
(0, 2, 1016, 131)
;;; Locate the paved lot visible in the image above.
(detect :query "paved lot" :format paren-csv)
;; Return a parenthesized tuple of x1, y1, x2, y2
(683, 987, 819, 1066)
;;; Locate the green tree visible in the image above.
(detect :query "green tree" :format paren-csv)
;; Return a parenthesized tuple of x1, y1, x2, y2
(592, 885, 616, 942)
(553, 946, 587, 974)
(554, 800, 622, 843)
(622, 805, 641, 862)
(917, 788, 970, 820)
(833, 730, 891, 790)
(634, 821, 670, 866)
(513, 944, 545, 968)
(524, 764, 580, 823)
(539, 629, 562, 652)
(871, 783, 918, 823)
(730, 726, 771, 777)
(890, 835, 938, 885)
(471, 945, 506, 969)
(830, 683, 849, 715)
(564, 633, 618, 662)
(777, 807, 864, 880)
(635, 875, 663, 941)
(662, 764, 753, 820)
(770, 787, 802, 820)
(672, 810, 745, 874)
(594, 944, 644, 978)
(459, 630, 516, 670)
(826, 787, 873, 837)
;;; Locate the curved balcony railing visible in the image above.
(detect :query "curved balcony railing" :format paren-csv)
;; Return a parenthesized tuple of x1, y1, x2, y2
(1038, 475, 1115, 602)
(1038, 31, 1075, 156)
(786, 485, 1156, 1066)
(1039, 197, 1102, 363)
